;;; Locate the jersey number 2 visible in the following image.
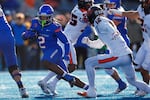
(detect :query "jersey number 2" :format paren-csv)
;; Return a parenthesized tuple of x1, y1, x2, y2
(38, 36, 46, 49)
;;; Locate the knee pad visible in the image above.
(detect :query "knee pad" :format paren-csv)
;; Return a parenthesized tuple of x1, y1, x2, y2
(105, 68, 115, 76)
(8, 65, 21, 78)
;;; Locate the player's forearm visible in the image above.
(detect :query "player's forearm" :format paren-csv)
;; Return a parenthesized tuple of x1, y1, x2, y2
(109, 9, 139, 19)
(122, 11, 139, 19)
(22, 30, 37, 40)
(82, 37, 104, 49)
(87, 39, 104, 49)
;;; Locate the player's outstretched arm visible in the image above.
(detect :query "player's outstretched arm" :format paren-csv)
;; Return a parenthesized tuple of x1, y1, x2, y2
(108, 9, 139, 19)
(22, 30, 37, 40)
(82, 37, 104, 49)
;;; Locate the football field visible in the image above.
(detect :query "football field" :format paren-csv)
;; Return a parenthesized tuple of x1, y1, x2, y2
(0, 69, 150, 100)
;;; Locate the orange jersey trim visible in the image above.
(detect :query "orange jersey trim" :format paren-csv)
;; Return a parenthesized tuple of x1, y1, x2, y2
(55, 28, 61, 32)
(69, 52, 73, 64)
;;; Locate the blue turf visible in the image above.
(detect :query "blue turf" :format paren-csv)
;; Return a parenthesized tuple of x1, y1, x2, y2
(0, 70, 150, 100)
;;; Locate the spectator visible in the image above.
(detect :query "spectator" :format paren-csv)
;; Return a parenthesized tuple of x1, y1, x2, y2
(4, 10, 14, 25)
(127, 18, 143, 57)
(11, 13, 27, 70)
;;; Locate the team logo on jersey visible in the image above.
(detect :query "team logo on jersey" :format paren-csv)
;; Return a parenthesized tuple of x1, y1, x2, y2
(40, 34, 49, 37)
(46, 29, 50, 32)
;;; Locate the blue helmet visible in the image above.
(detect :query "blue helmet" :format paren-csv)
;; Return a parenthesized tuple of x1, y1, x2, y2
(38, 4, 54, 27)
(109, 0, 121, 8)
(104, 0, 121, 9)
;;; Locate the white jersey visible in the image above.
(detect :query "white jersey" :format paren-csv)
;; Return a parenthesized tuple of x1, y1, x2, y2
(64, 5, 88, 45)
(137, 5, 149, 42)
(143, 14, 150, 43)
(137, 5, 145, 19)
(94, 16, 132, 56)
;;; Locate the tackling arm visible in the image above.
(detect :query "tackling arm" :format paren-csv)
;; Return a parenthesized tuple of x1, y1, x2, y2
(82, 37, 104, 49)
(108, 9, 139, 19)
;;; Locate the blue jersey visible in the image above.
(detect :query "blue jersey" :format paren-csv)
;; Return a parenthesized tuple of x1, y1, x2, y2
(107, 7, 130, 46)
(23, 18, 69, 71)
(0, 7, 18, 67)
(11, 23, 27, 46)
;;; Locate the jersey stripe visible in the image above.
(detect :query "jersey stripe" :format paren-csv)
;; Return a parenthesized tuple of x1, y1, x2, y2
(55, 28, 61, 32)
(69, 52, 73, 64)
(98, 57, 118, 64)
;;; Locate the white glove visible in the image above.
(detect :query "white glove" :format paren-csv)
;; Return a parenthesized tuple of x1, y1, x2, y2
(82, 37, 90, 44)
(108, 9, 123, 16)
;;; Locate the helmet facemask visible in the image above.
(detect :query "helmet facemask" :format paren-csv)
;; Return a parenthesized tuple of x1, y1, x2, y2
(38, 14, 53, 27)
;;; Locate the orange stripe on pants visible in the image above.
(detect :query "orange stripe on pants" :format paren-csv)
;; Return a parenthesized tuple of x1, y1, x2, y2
(98, 57, 118, 64)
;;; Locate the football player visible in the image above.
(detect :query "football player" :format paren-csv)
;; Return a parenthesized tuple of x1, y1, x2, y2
(78, 5, 150, 98)
(108, 0, 150, 96)
(103, 0, 129, 93)
(37, 0, 93, 95)
(38, 0, 127, 95)
(22, 4, 89, 95)
(0, 0, 28, 98)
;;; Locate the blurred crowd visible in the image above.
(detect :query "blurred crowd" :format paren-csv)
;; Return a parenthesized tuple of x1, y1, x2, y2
(0, 0, 143, 70)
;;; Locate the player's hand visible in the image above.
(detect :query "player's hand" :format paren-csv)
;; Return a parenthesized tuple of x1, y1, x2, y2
(82, 37, 89, 44)
(108, 9, 122, 16)
(22, 32, 28, 40)
(63, 55, 70, 61)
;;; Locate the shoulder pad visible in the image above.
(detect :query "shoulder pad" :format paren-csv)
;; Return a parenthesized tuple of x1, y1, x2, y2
(52, 22, 62, 33)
